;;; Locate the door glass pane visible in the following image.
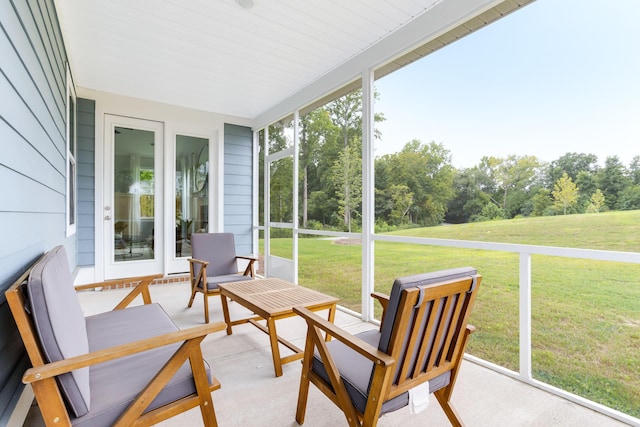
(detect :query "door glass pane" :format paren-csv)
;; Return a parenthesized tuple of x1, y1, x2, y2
(114, 127, 155, 261)
(175, 135, 209, 258)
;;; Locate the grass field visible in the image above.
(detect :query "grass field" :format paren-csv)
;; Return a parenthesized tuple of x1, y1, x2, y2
(266, 210, 640, 417)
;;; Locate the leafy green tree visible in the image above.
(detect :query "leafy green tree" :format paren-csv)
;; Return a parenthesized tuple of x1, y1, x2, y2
(311, 90, 384, 229)
(471, 202, 505, 222)
(628, 156, 640, 186)
(547, 152, 599, 185)
(597, 156, 631, 209)
(552, 172, 579, 215)
(446, 167, 493, 223)
(270, 156, 294, 223)
(478, 155, 542, 217)
(308, 191, 336, 226)
(299, 109, 337, 227)
(586, 189, 606, 213)
(530, 188, 552, 217)
(327, 91, 362, 149)
(617, 185, 640, 210)
(574, 170, 597, 212)
(378, 140, 455, 226)
(331, 142, 362, 232)
(388, 185, 414, 225)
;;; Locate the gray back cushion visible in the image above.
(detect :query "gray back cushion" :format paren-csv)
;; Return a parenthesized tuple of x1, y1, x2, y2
(378, 267, 477, 355)
(28, 246, 91, 417)
(192, 233, 238, 276)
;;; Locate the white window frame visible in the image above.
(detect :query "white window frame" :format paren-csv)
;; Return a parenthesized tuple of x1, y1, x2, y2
(66, 64, 77, 237)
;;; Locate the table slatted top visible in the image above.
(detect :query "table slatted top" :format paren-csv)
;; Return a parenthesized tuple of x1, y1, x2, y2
(219, 278, 339, 316)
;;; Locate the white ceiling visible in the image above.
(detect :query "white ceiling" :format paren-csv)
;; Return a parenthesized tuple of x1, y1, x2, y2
(54, 0, 527, 123)
(53, 0, 454, 120)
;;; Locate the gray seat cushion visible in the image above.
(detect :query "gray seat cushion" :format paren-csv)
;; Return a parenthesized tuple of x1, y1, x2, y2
(74, 303, 213, 427)
(191, 233, 252, 291)
(28, 246, 91, 417)
(203, 273, 253, 291)
(312, 330, 450, 415)
(192, 233, 239, 277)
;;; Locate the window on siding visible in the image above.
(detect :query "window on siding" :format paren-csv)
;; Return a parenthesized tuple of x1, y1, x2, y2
(66, 65, 77, 236)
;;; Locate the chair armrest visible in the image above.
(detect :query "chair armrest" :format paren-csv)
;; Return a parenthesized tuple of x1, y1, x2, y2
(235, 255, 258, 261)
(370, 292, 389, 307)
(371, 292, 389, 325)
(293, 306, 395, 368)
(74, 274, 163, 310)
(188, 258, 209, 267)
(235, 256, 257, 277)
(22, 322, 227, 384)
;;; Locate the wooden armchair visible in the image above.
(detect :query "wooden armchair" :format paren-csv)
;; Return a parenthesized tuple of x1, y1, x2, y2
(6, 246, 225, 427)
(188, 233, 257, 323)
(294, 267, 481, 427)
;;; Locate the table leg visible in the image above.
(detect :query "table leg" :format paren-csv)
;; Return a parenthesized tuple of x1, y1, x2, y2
(220, 294, 233, 335)
(266, 317, 283, 377)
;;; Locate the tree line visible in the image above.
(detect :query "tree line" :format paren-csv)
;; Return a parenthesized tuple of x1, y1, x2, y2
(261, 91, 640, 231)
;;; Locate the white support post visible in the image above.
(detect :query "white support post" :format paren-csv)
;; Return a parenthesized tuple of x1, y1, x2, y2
(361, 69, 375, 322)
(263, 127, 270, 278)
(252, 130, 259, 258)
(293, 111, 300, 283)
(519, 252, 532, 380)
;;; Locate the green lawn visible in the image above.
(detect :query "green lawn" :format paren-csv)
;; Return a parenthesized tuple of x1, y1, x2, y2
(265, 210, 640, 417)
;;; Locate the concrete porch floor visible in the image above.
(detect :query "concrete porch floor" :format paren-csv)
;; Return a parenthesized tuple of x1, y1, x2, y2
(23, 281, 631, 427)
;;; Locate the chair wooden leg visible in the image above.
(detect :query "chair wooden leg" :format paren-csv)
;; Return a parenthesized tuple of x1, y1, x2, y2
(31, 379, 72, 427)
(434, 389, 464, 427)
(295, 372, 310, 425)
(203, 293, 209, 323)
(188, 286, 197, 308)
(189, 346, 218, 427)
(433, 326, 472, 426)
(296, 333, 315, 425)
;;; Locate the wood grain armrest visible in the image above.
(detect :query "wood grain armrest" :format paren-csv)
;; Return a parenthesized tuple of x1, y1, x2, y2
(74, 274, 163, 310)
(235, 256, 257, 277)
(235, 255, 257, 261)
(293, 306, 395, 368)
(188, 258, 209, 267)
(370, 292, 389, 309)
(371, 292, 390, 325)
(22, 322, 227, 384)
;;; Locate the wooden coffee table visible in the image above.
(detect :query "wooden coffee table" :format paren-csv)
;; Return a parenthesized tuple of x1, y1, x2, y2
(218, 277, 339, 377)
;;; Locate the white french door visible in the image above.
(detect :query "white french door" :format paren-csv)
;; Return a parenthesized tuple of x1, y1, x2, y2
(165, 131, 216, 273)
(103, 115, 164, 279)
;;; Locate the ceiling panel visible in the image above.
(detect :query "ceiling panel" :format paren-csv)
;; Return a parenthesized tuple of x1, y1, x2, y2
(54, 0, 524, 121)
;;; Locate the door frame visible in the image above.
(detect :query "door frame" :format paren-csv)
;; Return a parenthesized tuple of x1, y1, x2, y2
(102, 114, 164, 279)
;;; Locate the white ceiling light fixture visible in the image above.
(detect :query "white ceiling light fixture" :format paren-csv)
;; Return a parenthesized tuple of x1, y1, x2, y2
(235, 0, 254, 10)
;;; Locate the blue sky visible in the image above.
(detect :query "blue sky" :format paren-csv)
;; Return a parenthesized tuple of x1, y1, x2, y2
(374, 0, 640, 169)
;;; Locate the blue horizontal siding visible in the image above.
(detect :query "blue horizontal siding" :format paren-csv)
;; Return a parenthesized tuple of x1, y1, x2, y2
(0, 0, 72, 422)
(77, 98, 95, 266)
(224, 124, 253, 255)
